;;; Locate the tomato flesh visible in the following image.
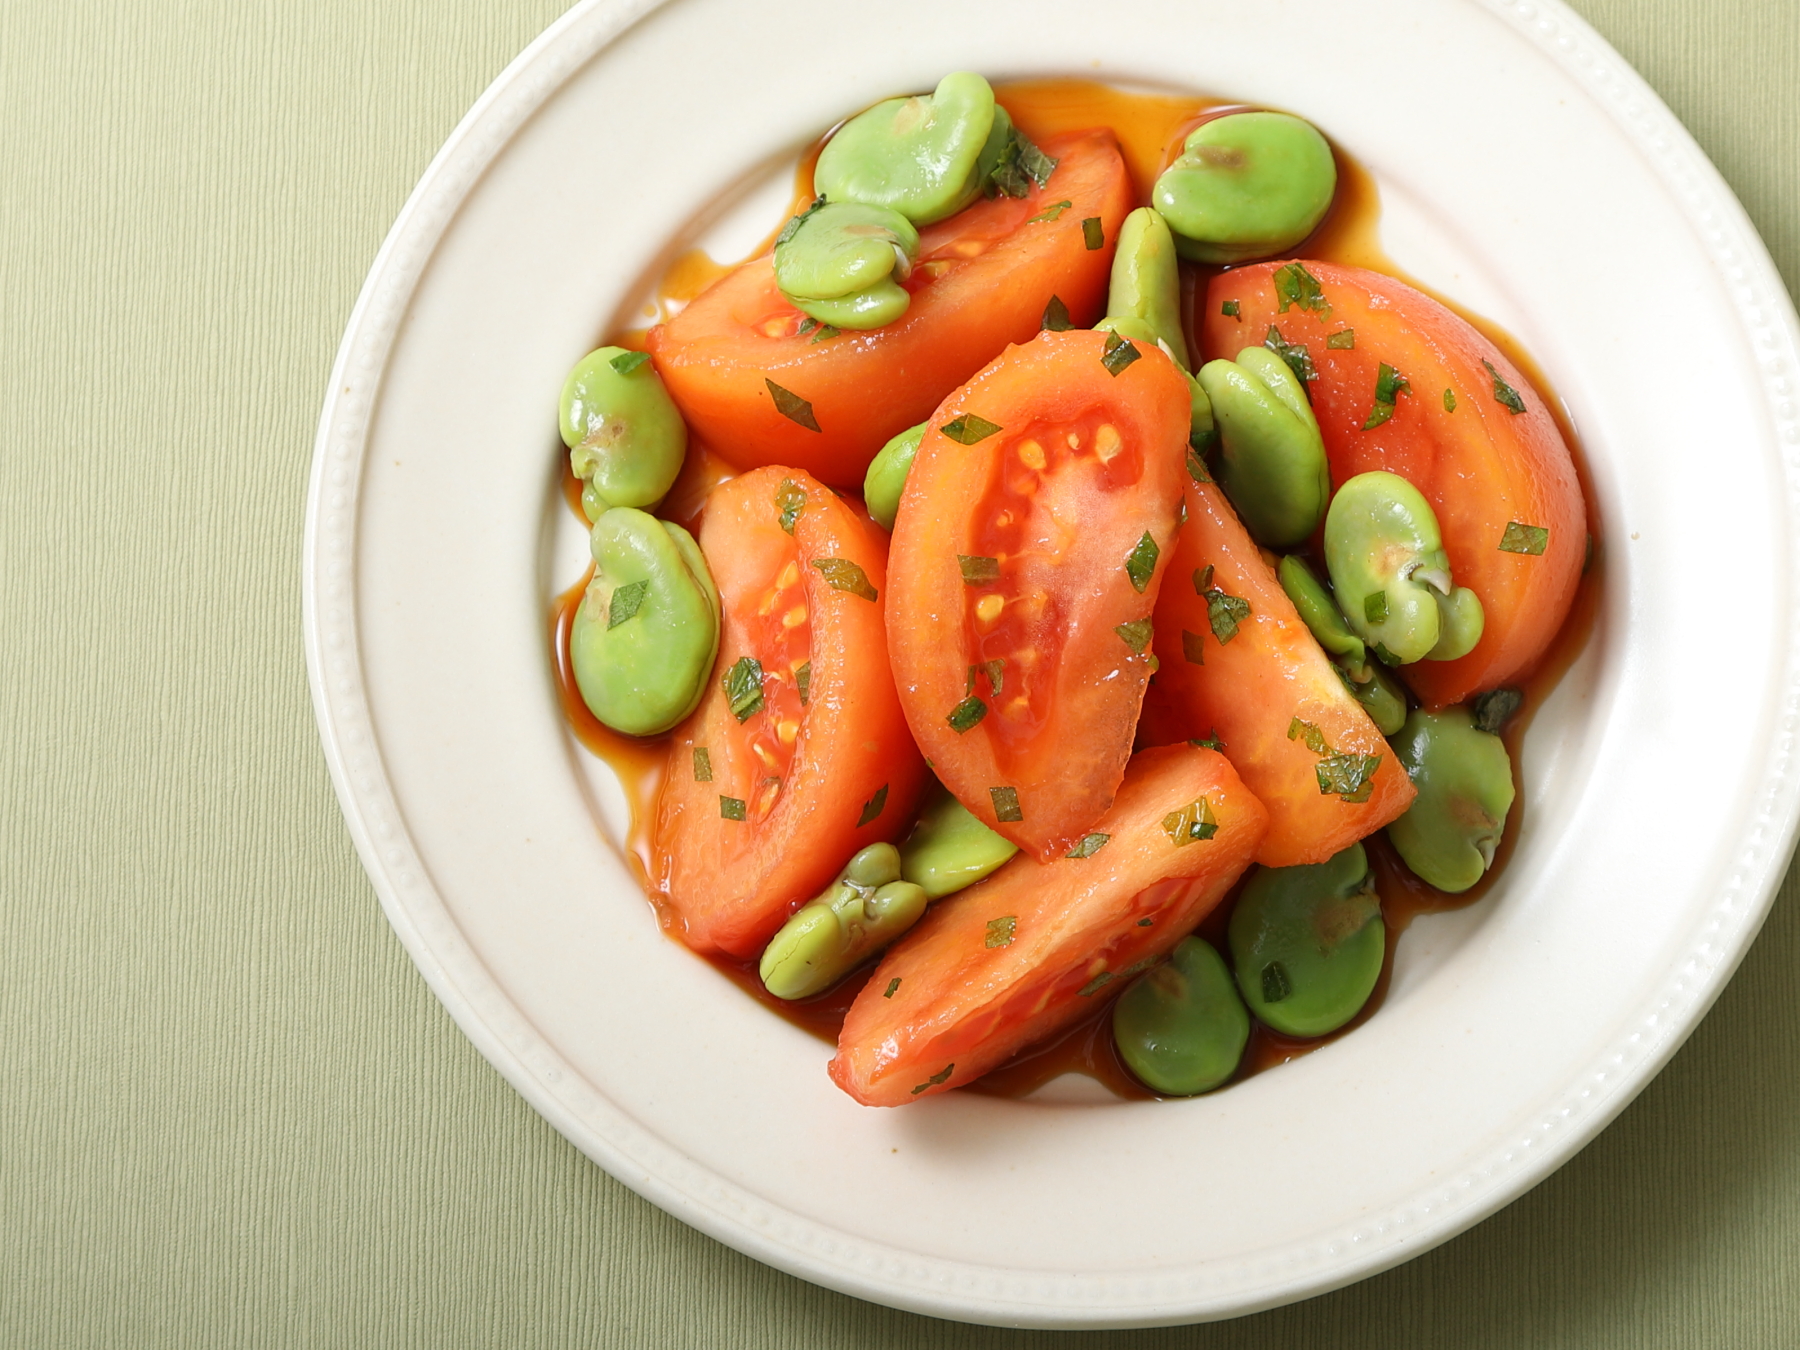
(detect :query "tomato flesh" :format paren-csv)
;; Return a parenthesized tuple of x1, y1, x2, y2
(1202, 261, 1585, 707)
(886, 328, 1190, 862)
(654, 466, 926, 958)
(1142, 477, 1416, 866)
(647, 130, 1134, 486)
(829, 745, 1268, 1106)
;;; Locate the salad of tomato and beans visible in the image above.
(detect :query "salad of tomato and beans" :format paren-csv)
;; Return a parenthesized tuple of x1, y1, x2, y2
(552, 74, 1589, 1105)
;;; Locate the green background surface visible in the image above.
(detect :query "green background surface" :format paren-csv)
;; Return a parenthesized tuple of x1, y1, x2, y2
(2, 0, 1796, 1344)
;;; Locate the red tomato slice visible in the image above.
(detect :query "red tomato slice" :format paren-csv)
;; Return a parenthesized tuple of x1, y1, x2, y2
(646, 130, 1133, 486)
(1202, 261, 1585, 708)
(653, 467, 926, 959)
(1142, 476, 1415, 866)
(885, 328, 1190, 862)
(829, 744, 1268, 1106)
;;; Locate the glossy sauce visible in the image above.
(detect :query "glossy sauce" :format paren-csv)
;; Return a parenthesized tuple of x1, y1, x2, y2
(552, 78, 1601, 1100)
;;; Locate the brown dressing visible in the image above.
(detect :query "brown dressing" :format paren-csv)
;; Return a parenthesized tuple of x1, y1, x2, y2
(550, 78, 1601, 1100)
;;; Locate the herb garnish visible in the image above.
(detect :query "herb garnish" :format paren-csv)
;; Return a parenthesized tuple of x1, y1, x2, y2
(722, 657, 764, 722)
(1162, 797, 1219, 846)
(985, 916, 1017, 948)
(1473, 687, 1524, 734)
(811, 557, 878, 600)
(940, 413, 1003, 444)
(1273, 262, 1331, 318)
(958, 554, 1001, 584)
(765, 379, 820, 431)
(775, 478, 806, 534)
(1261, 961, 1292, 1003)
(1181, 629, 1206, 666)
(986, 126, 1058, 198)
(911, 1064, 955, 1094)
(1041, 295, 1072, 331)
(1115, 618, 1153, 654)
(1193, 564, 1249, 643)
(1443, 387, 1457, 412)
(1264, 325, 1317, 382)
(1362, 362, 1410, 430)
(774, 195, 827, 247)
(857, 785, 889, 827)
(719, 796, 747, 821)
(1315, 753, 1381, 802)
(884, 978, 901, 999)
(1078, 971, 1114, 997)
(1221, 299, 1241, 320)
(1188, 730, 1226, 751)
(1327, 329, 1356, 350)
(1101, 329, 1141, 376)
(1081, 217, 1104, 250)
(606, 579, 648, 628)
(1498, 521, 1550, 555)
(1364, 590, 1389, 624)
(990, 786, 1023, 822)
(947, 696, 987, 733)
(692, 747, 712, 782)
(1186, 448, 1212, 484)
(1483, 359, 1527, 414)
(609, 349, 651, 375)
(1287, 717, 1332, 755)
(1065, 833, 1111, 859)
(1027, 199, 1073, 223)
(795, 660, 811, 706)
(1124, 532, 1160, 592)
(809, 324, 841, 344)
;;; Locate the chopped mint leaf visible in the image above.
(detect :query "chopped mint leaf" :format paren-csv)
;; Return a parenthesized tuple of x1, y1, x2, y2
(1137, 917, 1154, 927)
(982, 658, 1005, 697)
(606, 579, 648, 629)
(1101, 329, 1141, 376)
(1364, 590, 1389, 624)
(1327, 329, 1355, 350)
(795, 660, 811, 706)
(811, 557, 878, 600)
(1316, 752, 1381, 802)
(990, 787, 1022, 823)
(1161, 797, 1219, 846)
(1078, 970, 1114, 997)
(1181, 629, 1206, 666)
(692, 747, 712, 782)
(1363, 362, 1410, 429)
(985, 915, 1017, 948)
(1065, 833, 1110, 859)
(719, 795, 747, 821)
(958, 554, 1001, 584)
(1443, 387, 1458, 412)
(1028, 199, 1073, 223)
(1473, 687, 1524, 734)
(609, 349, 651, 375)
(1114, 617, 1153, 654)
(1186, 448, 1212, 484)
(1498, 521, 1549, 555)
(1081, 217, 1104, 251)
(856, 785, 889, 827)
(809, 324, 841, 344)
(1264, 325, 1317, 382)
(1206, 587, 1250, 644)
(884, 977, 901, 999)
(775, 477, 806, 534)
(1273, 262, 1330, 318)
(723, 656, 765, 723)
(1188, 730, 1226, 751)
(1483, 359, 1527, 414)
(1195, 565, 1215, 593)
(1124, 532, 1160, 593)
(947, 696, 988, 733)
(765, 379, 820, 431)
(774, 195, 827, 247)
(1287, 717, 1332, 755)
(1261, 960, 1292, 1003)
(1221, 299, 1241, 320)
(910, 1063, 955, 1094)
(940, 413, 1003, 444)
(1041, 295, 1072, 331)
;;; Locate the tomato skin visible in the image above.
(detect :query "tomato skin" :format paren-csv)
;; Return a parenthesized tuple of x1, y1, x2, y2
(646, 130, 1133, 487)
(885, 328, 1191, 862)
(653, 467, 925, 959)
(1202, 261, 1585, 708)
(1142, 477, 1415, 867)
(829, 745, 1268, 1107)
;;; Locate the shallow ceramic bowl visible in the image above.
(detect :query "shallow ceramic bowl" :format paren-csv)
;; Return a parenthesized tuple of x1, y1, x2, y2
(304, 0, 1800, 1326)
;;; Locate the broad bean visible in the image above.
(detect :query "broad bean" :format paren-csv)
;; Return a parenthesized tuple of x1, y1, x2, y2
(1386, 708, 1515, 893)
(1197, 347, 1329, 547)
(813, 72, 1005, 226)
(1112, 937, 1249, 1095)
(1104, 207, 1189, 369)
(862, 422, 926, 530)
(1152, 111, 1337, 264)
(760, 844, 929, 1000)
(1277, 554, 1408, 734)
(773, 200, 920, 330)
(898, 786, 1018, 899)
(560, 346, 687, 522)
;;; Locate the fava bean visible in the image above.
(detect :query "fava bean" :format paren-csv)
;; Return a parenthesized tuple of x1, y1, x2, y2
(1386, 708, 1515, 893)
(1152, 111, 1337, 264)
(569, 508, 720, 736)
(898, 785, 1018, 899)
(1112, 937, 1249, 1095)
(1229, 842, 1384, 1037)
(813, 72, 1005, 226)
(862, 422, 926, 531)
(560, 346, 688, 522)
(1197, 347, 1329, 547)
(1104, 207, 1189, 369)
(760, 844, 929, 1000)
(774, 200, 920, 330)
(1323, 471, 1484, 665)
(1276, 554, 1408, 734)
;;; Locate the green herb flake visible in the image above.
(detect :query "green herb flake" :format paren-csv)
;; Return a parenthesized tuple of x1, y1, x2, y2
(1327, 328, 1356, 350)
(884, 977, 902, 999)
(1273, 262, 1331, 318)
(958, 554, 1001, 584)
(1101, 329, 1141, 376)
(1078, 970, 1114, 997)
(811, 557, 878, 601)
(775, 478, 807, 534)
(982, 659, 1005, 697)
(1124, 532, 1160, 593)
(1473, 687, 1524, 735)
(1028, 199, 1073, 223)
(1363, 362, 1411, 430)
(1186, 448, 1212, 484)
(722, 656, 765, 723)
(1264, 325, 1317, 382)
(810, 324, 841, 344)
(774, 195, 827, 247)
(947, 696, 988, 734)
(1041, 294, 1072, 332)
(1443, 387, 1458, 412)
(795, 660, 811, 706)
(1483, 359, 1527, 414)
(1499, 521, 1550, 555)
(1221, 299, 1242, 320)
(857, 785, 889, 827)
(608, 349, 651, 375)
(985, 915, 1018, 948)
(1065, 833, 1111, 860)
(1206, 588, 1251, 645)
(796, 317, 818, 337)
(606, 579, 648, 629)
(1194, 564, 1214, 593)
(1162, 797, 1219, 846)
(1017, 136, 1058, 189)
(1261, 960, 1292, 1003)
(1316, 752, 1381, 802)
(1115, 617, 1153, 654)
(1188, 730, 1226, 752)
(1181, 629, 1206, 666)
(1137, 917, 1154, 927)
(990, 786, 1023, 823)
(765, 379, 820, 431)
(1287, 717, 1332, 755)
(1364, 590, 1389, 624)
(719, 795, 747, 821)
(987, 125, 1058, 198)
(910, 1063, 955, 1094)
(1081, 216, 1104, 250)
(940, 413, 1004, 445)
(1372, 641, 1402, 667)
(691, 747, 713, 782)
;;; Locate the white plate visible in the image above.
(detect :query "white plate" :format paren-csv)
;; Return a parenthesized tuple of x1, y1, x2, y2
(303, 0, 1800, 1327)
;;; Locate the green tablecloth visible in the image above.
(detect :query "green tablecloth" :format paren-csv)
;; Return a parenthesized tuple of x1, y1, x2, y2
(3, 1, 1796, 1343)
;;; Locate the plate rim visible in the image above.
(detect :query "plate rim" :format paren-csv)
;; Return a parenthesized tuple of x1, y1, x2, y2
(302, 0, 1800, 1326)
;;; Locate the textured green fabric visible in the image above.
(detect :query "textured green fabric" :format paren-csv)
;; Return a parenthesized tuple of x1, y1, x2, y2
(2, 0, 1796, 1344)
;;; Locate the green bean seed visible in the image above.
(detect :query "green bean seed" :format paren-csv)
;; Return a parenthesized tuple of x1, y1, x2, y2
(760, 844, 929, 1000)
(774, 200, 920, 330)
(1105, 207, 1189, 370)
(1152, 111, 1337, 264)
(863, 422, 926, 531)
(1277, 554, 1408, 734)
(1229, 843, 1384, 1037)
(1187, 369, 1217, 454)
(1197, 347, 1329, 547)
(813, 72, 1003, 226)
(1349, 662, 1408, 737)
(560, 346, 688, 522)
(1112, 937, 1249, 1095)
(898, 785, 1018, 899)
(1323, 471, 1484, 664)
(1386, 708, 1515, 893)
(570, 508, 720, 737)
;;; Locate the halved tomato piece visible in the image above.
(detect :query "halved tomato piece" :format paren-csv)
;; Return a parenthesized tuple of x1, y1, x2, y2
(885, 328, 1190, 862)
(1141, 476, 1415, 866)
(1202, 261, 1585, 707)
(647, 129, 1133, 486)
(830, 744, 1268, 1106)
(653, 467, 925, 958)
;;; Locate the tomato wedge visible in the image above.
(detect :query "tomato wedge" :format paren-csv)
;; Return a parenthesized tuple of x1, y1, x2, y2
(647, 130, 1133, 486)
(885, 328, 1190, 862)
(830, 744, 1267, 1106)
(653, 467, 925, 958)
(1141, 476, 1415, 866)
(1202, 261, 1585, 708)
